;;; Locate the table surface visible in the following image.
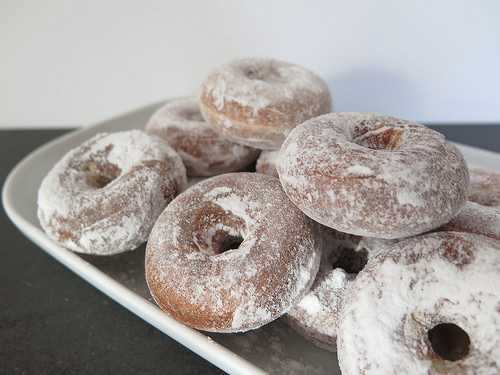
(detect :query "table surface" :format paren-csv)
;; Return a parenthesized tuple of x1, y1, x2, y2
(1, 126, 499, 375)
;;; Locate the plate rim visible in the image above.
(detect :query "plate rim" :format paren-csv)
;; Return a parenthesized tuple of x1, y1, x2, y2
(2, 102, 268, 375)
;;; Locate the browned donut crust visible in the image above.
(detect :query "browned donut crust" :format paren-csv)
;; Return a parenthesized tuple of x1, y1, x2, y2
(467, 168, 500, 206)
(146, 97, 260, 177)
(440, 168, 500, 240)
(199, 58, 331, 150)
(278, 113, 469, 239)
(145, 173, 321, 332)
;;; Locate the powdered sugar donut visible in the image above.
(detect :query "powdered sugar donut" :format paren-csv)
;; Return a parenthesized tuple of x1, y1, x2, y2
(145, 173, 321, 332)
(440, 168, 500, 240)
(38, 130, 187, 255)
(467, 168, 500, 206)
(255, 150, 280, 177)
(337, 231, 500, 375)
(199, 58, 332, 150)
(286, 231, 388, 351)
(278, 113, 469, 239)
(145, 97, 259, 176)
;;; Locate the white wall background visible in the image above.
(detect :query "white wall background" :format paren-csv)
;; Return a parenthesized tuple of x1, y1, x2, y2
(1, 0, 499, 128)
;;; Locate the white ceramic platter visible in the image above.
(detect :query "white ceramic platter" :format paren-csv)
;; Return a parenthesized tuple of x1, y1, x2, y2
(3, 102, 500, 374)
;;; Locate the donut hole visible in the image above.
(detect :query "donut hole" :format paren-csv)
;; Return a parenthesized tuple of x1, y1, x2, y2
(213, 232, 244, 254)
(331, 246, 368, 274)
(82, 161, 121, 189)
(354, 127, 404, 151)
(428, 323, 471, 361)
(202, 228, 244, 255)
(193, 204, 248, 255)
(243, 65, 282, 83)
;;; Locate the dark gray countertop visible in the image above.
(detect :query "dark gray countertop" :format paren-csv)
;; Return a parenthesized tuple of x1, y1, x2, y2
(1, 126, 499, 375)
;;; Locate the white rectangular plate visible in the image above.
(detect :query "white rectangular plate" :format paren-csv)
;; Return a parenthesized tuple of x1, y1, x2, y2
(4, 103, 500, 375)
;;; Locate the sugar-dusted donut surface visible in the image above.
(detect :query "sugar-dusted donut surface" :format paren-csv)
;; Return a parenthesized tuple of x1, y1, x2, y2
(440, 168, 500, 240)
(199, 58, 331, 150)
(467, 168, 500, 207)
(286, 230, 390, 351)
(146, 97, 259, 177)
(278, 113, 469, 239)
(38, 130, 187, 255)
(145, 173, 321, 332)
(255, 150, 280, 177)
(337, 232, 500, 375)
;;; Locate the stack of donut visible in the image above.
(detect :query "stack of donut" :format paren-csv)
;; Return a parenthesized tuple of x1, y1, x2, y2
(38, 57, 500, 374)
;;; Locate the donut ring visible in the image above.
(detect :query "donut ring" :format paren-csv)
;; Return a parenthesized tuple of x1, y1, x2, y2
(199, 58, 331, 150)
(145, 173, 321, 332)
(255, 150, 280, 178)
(286, 231, 388, 351)
(38, 130, 187, 255)
(440, 168, 500, 241)
(337, 231, 500, 375)
(145, 97, 259, 177)
(278, 113, 469, 239)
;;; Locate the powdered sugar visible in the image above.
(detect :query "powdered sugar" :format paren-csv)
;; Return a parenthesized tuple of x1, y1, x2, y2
(37, 130, 187, 255)
(297, 294, 322, 315)
(346, 165, 373, 176)
(256, 150, 280, 177)
(231, 294, 274, 331)
(468, 167, 500, 207)
(278, 113, 469, 239)
(439, 168, 500, 240)
(145, 173, 321, 332)
(286, 229, 386, 351)
(145, 97, 259, 176)
(337, 232, 500, 375)
(396, 189, 424, 207)
(202, 58, 327, 115)
(442, 202, 500, 241)
(199, 58, 331, 150)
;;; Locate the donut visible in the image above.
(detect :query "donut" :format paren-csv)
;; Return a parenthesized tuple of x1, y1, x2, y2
(467, 168, 500, 207)
(199, 58, 332, 150)
(286, 230, 388, 351)
(145, 97, 260, 177)
(440, 168, 500, 241)
(278, 113, 469, 239)
(337, 231, 500, 375)
(145, 173, 321, 332)
(38, 130, 187, 255)
(255, 150, 280, 177)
